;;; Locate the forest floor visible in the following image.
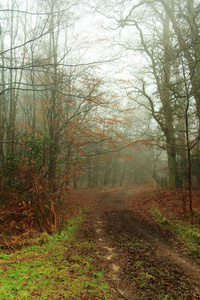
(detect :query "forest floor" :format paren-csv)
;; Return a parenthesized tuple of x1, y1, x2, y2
(1, 184, 200, 299)
(76, 184, 200, 299)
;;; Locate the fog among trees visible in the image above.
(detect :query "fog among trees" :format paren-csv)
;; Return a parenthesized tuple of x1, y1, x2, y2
(1, 0, 200, 194)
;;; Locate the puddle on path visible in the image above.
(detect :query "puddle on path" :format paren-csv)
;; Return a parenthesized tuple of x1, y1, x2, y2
(111, 263, 120, 272)
(94, 220, 121, 284)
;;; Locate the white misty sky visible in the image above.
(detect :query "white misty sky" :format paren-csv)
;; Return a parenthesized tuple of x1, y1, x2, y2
(1, 0, 198, 106)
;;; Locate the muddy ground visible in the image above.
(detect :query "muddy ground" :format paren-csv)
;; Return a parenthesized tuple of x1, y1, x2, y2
(78, 188, 200, 300)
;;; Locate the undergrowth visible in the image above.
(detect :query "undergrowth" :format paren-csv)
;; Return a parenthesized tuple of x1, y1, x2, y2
(151, 208, 200, 256)
(0, 211, 111, 300)
(0, 162, 69, 251)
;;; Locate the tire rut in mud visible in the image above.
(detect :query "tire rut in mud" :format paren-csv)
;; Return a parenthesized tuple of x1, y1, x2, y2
(88, 190, 200, 299)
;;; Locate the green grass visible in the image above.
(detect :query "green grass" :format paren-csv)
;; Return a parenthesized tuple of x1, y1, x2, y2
(151, 208, 200, 255)
(0, 211, 111, 299)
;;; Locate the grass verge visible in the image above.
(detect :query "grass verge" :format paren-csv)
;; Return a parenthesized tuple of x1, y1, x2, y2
(0, 210, 111, 300)
(151, 208, 200, 256)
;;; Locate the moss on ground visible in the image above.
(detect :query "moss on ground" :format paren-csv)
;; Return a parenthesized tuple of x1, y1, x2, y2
(151, 208, 200, 256)
(0, 211, 111, 300)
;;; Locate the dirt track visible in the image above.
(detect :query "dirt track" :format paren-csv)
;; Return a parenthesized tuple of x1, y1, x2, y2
(81, 189, 200, 299)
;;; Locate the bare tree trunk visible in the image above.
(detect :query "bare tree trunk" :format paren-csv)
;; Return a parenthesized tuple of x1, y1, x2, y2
(161, 0, 200, 124)
(0, 25, 6, 167)
(184, 75, 193, 216)
(8, 1, 14, 157)
(120, 165, 126, 187)
(48, 1, 59, 180)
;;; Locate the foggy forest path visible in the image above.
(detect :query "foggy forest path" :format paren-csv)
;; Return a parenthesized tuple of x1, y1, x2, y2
(81, 188, 200, 299)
